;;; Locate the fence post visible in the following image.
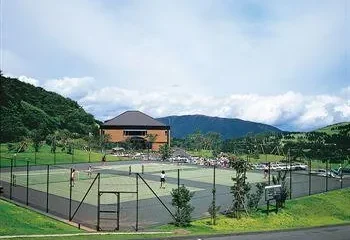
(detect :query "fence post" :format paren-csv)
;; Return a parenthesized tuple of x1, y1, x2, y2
(289, 149, 292, 199)
(116, 193, 120, 231)
(177, 169, 180, 220)
(97, 173, 101, 231)
(69, 168, 72, 220)
(46, 165, 49, 213)
(26, 161, 29, 205)
(136, 174, 139, 231)
(340, 160, 343, 189)
(10, 158, 13, 200)
(326, 159, 329, 192)
(212, 164, 216, 225)
(308, 158, 311, 195)
(268, 162, 271, 185)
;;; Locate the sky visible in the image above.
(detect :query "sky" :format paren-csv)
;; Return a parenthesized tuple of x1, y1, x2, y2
(1, 0, 349, 131)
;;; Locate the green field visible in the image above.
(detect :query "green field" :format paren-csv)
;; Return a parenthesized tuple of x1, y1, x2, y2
(0, 144, 126, 167)
(1, 188, 349, 239)
(156, 188, 350, 235)
(0, 200, 81, 236)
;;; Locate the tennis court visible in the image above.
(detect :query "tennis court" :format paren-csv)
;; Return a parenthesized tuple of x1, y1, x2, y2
(1, 160, 349, 231)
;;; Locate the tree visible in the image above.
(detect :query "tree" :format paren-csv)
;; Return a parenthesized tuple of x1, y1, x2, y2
(272, 171, 289, 208)
(171, 185, 194, 227)
(230, 158, 252, 218)
(246, 182, 267, 212)
(208, 187, 220, 225)
(159, 144, 171, 161)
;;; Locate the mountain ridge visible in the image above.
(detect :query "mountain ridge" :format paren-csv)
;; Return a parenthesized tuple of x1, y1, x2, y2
(157, 115, 282, 139)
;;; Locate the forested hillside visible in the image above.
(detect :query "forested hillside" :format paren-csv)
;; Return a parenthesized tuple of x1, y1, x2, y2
(157, 115, 282, 139)
(0, 74, 98, 142)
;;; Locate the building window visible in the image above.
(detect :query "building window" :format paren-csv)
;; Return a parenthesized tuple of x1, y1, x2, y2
(123, 130, 147, 136)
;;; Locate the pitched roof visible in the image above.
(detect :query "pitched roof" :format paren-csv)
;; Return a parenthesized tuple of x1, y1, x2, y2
(103, 110, 167, 127)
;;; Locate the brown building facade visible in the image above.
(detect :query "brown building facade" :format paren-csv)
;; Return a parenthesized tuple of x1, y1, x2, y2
(100, 111, 170, 151)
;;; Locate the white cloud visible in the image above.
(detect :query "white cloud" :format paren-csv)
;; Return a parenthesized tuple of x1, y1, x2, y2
(5, 74, 40, 86)
(18, 75, 40, 86)
(42, 76, 95, 99)
(2, 1, 349, 132)
(6, 74, 349, 131)
(75, 77, 349, 131)
(6, 0, 349, 95)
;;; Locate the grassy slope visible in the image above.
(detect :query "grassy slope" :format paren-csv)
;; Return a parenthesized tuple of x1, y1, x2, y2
(0, 144, 126, 167)
(157, 188, 350, 235)
(0, 200, 81, 236)
(315, 122, 350, 135)
(2, 189, 349, 239)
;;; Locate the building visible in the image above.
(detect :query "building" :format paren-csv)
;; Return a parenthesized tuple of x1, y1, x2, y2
(100, 110, 170, 151)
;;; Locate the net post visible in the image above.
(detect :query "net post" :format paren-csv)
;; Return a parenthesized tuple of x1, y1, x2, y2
(142, 164, 144, 174)
(136, 174, 139, 231)
(26, 160, 29, 205)
(46, 165, 49, 213)
(129, 165, 131, 175)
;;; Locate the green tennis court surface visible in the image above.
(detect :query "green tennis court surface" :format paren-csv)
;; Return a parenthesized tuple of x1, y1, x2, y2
(1, 162, 267, 207)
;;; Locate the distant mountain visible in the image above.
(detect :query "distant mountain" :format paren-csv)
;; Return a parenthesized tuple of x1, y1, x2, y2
(157, 115, 282, 139)
(0, 74, 98, 142)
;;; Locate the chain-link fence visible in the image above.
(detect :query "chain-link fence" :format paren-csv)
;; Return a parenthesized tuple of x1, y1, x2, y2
(1, 159, 349, 231)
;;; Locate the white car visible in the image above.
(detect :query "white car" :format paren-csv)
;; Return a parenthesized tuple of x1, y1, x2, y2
(293, 163, 307, 170)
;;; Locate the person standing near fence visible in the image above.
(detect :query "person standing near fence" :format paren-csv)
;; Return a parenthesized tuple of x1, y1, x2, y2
(87, 165, 92, 178)
(71, 169, 76, 187)
(160, 170, 166, 189)
(264, 165, 268, 179)
(101, 155, 106, 166)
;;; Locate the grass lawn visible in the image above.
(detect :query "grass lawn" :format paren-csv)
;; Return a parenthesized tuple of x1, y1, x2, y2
(1, 188, 349, 239)
(0, 144, 126, 167)
(0, 199, 81, 236)
(156, 188, 350, 236)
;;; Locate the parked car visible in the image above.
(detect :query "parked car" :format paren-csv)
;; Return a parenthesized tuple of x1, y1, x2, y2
(292, 163, 308, 170)
(314, 169, 340, 178)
